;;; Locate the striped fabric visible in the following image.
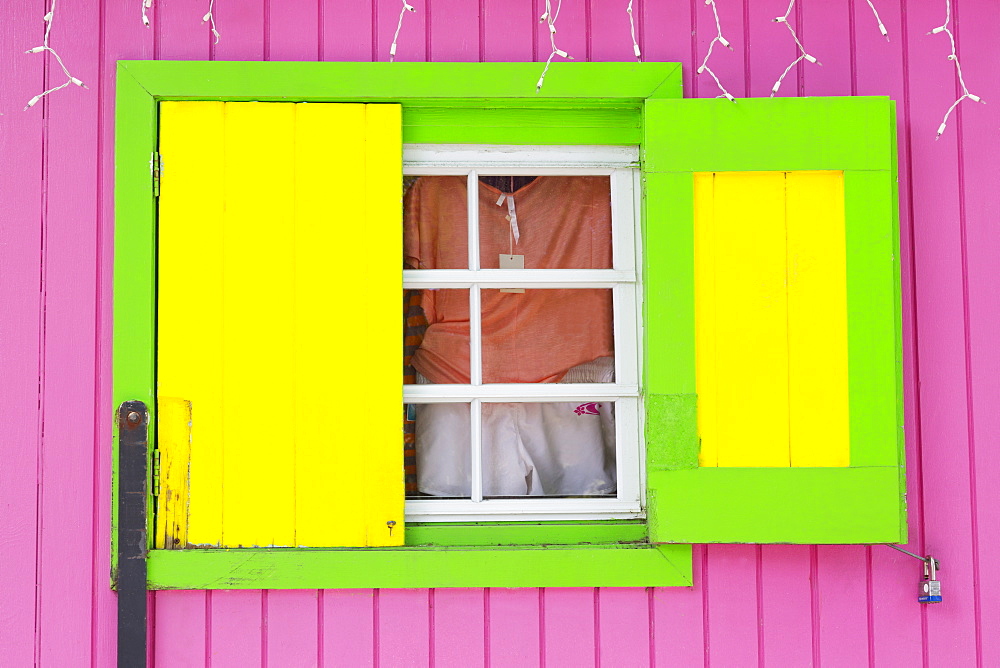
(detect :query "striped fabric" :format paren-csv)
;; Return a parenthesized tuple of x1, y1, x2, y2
(403, 288, 427, 492)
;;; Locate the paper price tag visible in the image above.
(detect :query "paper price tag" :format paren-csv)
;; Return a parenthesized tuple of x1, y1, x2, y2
(499, 254, 525, 294)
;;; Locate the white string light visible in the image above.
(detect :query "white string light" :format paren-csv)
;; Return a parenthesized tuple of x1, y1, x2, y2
(769, 0, 821, 97)
(23, 0, 87, 110)
(928, 0, 985, 139)
(697, 0, 735, 101)
(536, 0, 572, 92)
(389, 0, 416, 62)
(626, 0, 641, 61)
(141, 0, 153, 27)
(865, 0, 889, 41)
(202, 0, 221, 44)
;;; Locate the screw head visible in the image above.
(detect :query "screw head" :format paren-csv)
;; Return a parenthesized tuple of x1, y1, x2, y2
(127, 411, 141, 424)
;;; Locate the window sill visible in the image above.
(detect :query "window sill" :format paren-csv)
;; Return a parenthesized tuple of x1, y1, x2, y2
(145, 542, 692, 590)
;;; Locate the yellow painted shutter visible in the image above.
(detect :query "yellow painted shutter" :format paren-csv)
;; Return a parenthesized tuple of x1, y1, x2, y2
(694, 171, 850, 468)
(156, 101, 403, 548)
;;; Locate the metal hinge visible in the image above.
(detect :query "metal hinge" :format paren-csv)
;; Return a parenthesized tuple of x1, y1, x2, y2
(151, 449, 161, 497)
(152, 152, 162, 196)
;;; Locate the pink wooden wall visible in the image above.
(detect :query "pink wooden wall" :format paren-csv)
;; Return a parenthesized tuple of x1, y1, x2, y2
(1, 0, 997, 665)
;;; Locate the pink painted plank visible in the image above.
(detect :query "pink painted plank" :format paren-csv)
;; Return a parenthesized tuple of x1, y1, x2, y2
(429, 0, 481, 62)
(640, 0, 693, 93)
(959, 1, 1000, 665)
(321, 590, 375, 666)
(376, 0, 427, 62)
(268, 0, 321, 61)
(153, 592, 208, 668)
(0, 1, 43, 665)
(799, 0, 853, 96)
(759, 545, 813, 667)
(157, 0, 214, 60)
(376, 589, 430, 667)
(36, 0, 102, 663)
(482, 0, 535, 62)
(589, 0, 638, 62)
(652, 545, 705, 667)
(210, 590, 264, 667)
(96, 3, 157, 664)
(213, 0, 266, 61)
(903, 0, 978, 665)
(432, 589, 486, 668)
(691, 0, 746, 99)
(541, 589, 595, 668)
(597, 588, 650, 666)
(704, 545, 759, 666)
(851, 2, 925, 664)
(815, 546, 870, 668)
(487, 588, 541, 668)
(266, 590, 320, 667)
(321, 0, 374, 61)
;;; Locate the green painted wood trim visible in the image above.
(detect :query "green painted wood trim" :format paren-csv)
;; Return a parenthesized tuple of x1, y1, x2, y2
(405, 521, 647, 546)
(845, 170, 904, 467)
(642, 172, 695, 397)
(113, 61, 685, 589)
(118, 61, 682, 102)
(648, 467, 906, 544)
(147, 544, 692, 589)
(643, 97, 895, 173)
(111, 67, 160, 583)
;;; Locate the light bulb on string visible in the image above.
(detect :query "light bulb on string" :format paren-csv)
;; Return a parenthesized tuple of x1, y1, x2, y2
(697, 0, 736, 101)
(23, 0, 88, 111)
(928, 0, 985, 140)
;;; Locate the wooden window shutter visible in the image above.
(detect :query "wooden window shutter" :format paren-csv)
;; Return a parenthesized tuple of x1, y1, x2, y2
(643, 97, 905, 543)
(156, 101, 404, 548)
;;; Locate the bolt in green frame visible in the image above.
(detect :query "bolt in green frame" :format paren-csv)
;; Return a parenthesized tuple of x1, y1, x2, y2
(113, 61, 692, 589)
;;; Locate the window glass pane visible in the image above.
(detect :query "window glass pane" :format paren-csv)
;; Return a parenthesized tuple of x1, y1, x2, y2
(478, 176, 612, 270)
(481, 401, 616, 498)
(404, 175, 469, 270)
(480, 288, 614, 384)
(406, 288, 471, 384)
(407, 402, 472, 499)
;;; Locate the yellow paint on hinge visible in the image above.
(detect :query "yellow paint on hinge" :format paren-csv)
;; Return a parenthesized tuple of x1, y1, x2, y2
(155, 397, 191, 549)
(694, 171, 850, 469)
(157, 101, 404, 548)
(786, 171, 850, 466)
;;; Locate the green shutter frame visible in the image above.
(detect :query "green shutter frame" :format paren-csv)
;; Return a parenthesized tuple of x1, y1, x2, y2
(642, 96, 905, 544)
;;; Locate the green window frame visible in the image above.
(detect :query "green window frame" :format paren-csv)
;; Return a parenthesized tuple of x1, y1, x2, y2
(113, 61, 903, 590)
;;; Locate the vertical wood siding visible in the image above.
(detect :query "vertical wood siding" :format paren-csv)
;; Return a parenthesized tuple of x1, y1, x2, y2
(1, 0, 997, 664)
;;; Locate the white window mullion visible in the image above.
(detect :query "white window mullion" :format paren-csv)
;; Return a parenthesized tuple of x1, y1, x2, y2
(611, 169, 636, 272)
(614, 397, 642, 506)
(467, 171, 480, 271)
(613, 284, 639, 386)
(471, 398, 484, 502)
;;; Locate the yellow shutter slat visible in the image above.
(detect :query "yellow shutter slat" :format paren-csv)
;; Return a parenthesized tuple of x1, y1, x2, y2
(157, 101, 404, 548)
(697, 172, 790, 467)
(158, 101, 226, 546)
(786, 171, 850, 467)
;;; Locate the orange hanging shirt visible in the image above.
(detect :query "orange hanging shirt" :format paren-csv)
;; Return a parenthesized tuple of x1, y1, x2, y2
(405, 176, 614, 384)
